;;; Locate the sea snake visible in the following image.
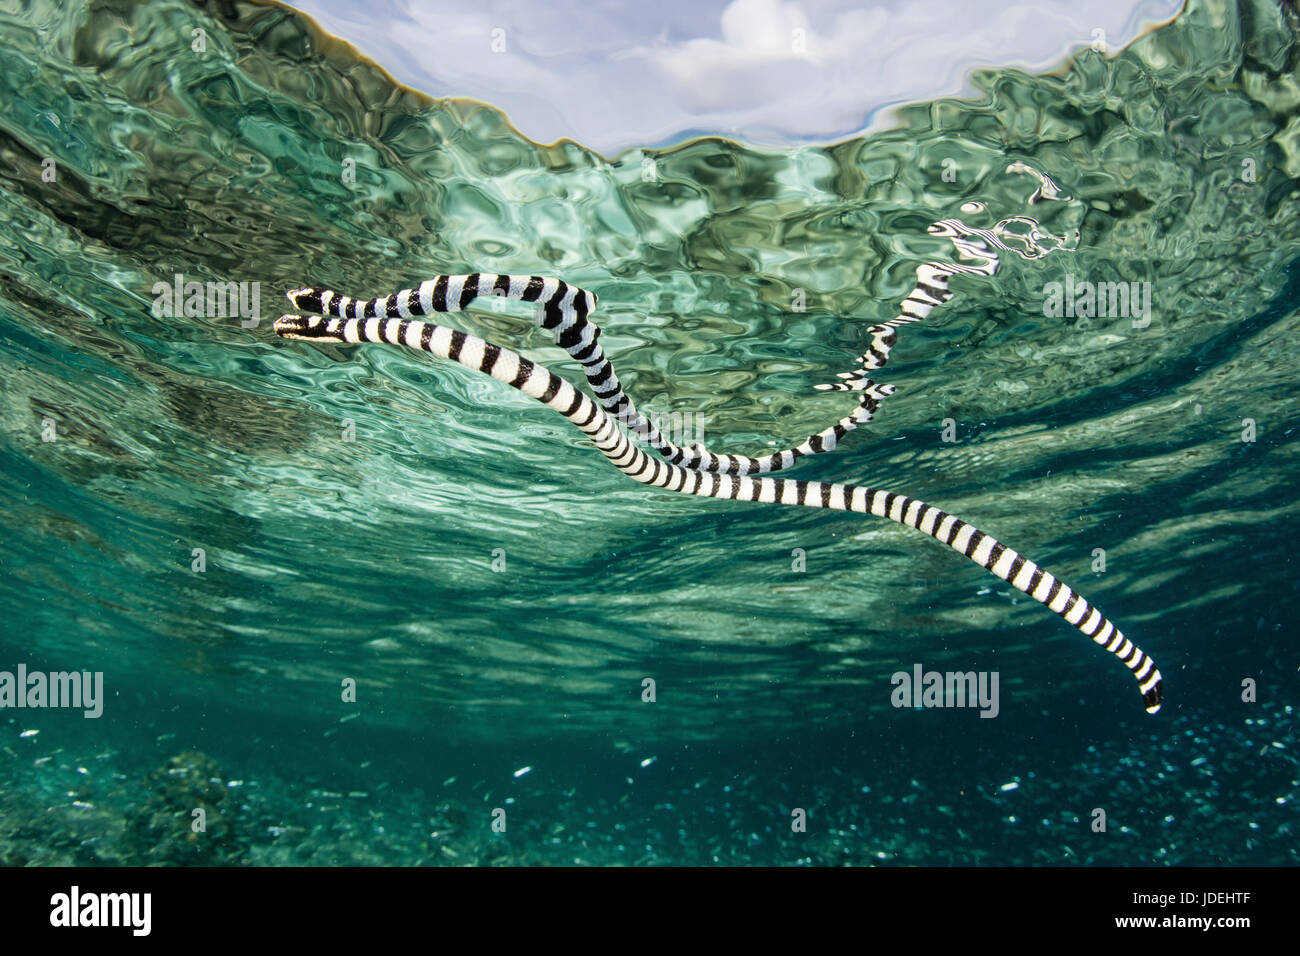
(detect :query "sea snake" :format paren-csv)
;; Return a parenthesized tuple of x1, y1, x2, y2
(285, 219, 1016, 476)
(272, 304, 1164, 714)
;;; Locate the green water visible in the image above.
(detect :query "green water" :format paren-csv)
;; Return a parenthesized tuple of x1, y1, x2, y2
(0, 0, 1297, 865)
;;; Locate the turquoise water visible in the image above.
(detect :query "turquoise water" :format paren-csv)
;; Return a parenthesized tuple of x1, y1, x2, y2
(0, 0, 1297, 865)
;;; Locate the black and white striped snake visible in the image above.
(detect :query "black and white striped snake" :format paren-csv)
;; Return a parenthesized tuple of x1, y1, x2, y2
(274, 253, 1164, 715)
(281, 218, 1030, 475)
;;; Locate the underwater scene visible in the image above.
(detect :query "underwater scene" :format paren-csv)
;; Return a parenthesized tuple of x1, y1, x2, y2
(0, 0, 1297, 868)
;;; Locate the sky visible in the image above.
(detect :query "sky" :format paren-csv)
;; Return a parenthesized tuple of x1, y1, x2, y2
(283, 0, 1186, 156)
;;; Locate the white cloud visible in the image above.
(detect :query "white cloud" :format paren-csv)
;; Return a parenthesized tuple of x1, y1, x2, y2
(285, 0, 1185, 156)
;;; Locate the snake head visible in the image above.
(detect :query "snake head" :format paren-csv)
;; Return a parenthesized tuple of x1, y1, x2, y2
(274, 313, 347, 342)
(285, 287, 324, 312)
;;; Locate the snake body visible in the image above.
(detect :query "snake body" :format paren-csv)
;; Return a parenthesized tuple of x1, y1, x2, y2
(273, 306, 1165, 714)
